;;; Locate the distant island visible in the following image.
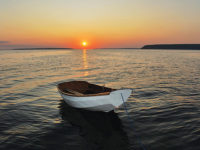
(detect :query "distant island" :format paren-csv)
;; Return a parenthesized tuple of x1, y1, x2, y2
(142, 44, 200, 50)
(13, 48, 73, 50)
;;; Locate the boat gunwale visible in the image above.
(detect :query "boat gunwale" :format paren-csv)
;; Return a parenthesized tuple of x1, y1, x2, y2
(57, 81, 116, 97)
(57, 87, 113, 97)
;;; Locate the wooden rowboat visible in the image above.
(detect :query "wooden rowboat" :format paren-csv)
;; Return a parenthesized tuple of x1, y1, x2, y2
(57, 81, 132, 112)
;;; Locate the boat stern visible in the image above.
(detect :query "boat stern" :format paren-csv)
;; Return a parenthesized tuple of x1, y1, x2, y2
(109, 89, 132, 107)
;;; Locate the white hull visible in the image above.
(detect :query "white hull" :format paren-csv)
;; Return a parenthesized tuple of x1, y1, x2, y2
(58, 89, 132, 112)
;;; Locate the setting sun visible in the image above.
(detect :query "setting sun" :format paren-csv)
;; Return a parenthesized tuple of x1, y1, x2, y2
(82, 41, 87, 47)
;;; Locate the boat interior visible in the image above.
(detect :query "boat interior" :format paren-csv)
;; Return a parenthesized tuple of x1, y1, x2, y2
(57, 81, 116, 96)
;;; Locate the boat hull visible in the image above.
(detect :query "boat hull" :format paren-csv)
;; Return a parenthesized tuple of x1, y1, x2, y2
(58, 89, 132, 112)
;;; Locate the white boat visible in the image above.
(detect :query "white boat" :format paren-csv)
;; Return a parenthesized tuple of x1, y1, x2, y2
(57, 81, 132, 112)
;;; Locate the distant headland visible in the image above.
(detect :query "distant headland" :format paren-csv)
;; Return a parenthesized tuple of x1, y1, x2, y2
(142, 44, 200, 50)
(13, 48, 73, 50)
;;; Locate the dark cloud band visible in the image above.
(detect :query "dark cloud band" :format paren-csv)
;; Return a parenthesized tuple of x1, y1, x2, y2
(0, 41, 9, 44)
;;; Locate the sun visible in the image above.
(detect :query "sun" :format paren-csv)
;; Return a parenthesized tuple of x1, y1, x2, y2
(82, 41, 87, 47)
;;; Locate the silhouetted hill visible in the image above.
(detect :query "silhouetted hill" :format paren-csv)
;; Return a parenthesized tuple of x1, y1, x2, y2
(13, 48, 73, 50)
(142, 44, 200, 50)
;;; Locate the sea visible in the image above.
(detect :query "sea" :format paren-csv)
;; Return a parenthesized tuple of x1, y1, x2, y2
(0, 49, 200, 150)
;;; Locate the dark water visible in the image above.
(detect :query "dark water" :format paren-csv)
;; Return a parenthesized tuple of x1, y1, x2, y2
(0, 49, 200, 150)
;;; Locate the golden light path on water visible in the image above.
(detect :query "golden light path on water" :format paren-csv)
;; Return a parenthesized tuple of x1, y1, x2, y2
(1, 49, 200, 150)
(82, 49, 89, 76)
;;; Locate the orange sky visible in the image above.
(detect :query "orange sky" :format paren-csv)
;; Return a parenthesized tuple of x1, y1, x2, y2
(0, 0, 200, 49)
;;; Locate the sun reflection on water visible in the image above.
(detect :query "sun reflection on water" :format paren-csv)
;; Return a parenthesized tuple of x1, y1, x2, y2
(82, 49, 89, 76)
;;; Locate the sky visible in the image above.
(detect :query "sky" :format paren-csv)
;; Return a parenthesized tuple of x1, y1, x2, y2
(0, 0, 200, 49)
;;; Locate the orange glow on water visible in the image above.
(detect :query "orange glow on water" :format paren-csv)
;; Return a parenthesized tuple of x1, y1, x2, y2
(82, 49, 89, 76)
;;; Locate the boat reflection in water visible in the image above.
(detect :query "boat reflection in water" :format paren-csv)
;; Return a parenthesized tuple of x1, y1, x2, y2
(59, 100, 129, 150)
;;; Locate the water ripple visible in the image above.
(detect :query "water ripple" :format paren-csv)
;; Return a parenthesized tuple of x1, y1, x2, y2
(1, 49, 200, 150)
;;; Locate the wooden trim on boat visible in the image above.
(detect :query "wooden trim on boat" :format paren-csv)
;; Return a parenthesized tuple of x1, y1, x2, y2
(57, 81, 115, 97)
(57, 87, 111, 97)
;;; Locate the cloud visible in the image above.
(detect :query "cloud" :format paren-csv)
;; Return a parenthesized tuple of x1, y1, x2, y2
(0, 41, 10, 44)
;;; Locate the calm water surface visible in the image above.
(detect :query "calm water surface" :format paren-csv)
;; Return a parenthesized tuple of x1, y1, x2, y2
(0, 49, 200, 150)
